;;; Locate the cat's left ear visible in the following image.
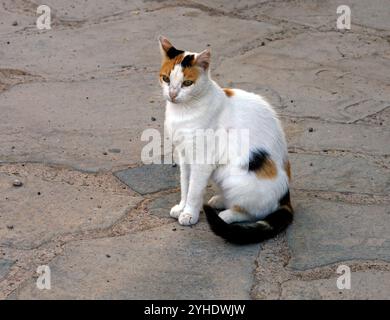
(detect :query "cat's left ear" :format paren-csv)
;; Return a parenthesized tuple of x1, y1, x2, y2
(195, 49, 211, 70)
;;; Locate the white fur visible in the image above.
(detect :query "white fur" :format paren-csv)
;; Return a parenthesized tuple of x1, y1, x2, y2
(161, 48, 289, 226)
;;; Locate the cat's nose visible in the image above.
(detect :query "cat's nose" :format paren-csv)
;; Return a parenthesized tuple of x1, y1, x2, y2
(169, 90, 178, 101)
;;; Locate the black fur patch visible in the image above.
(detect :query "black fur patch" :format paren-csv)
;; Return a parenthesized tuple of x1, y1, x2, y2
(248, 149, 270, 172)
(204, 204, 293, 245)
(181, 54, 195, 68)
(279, 190, 291, 207)
(166, 46, 184, 59)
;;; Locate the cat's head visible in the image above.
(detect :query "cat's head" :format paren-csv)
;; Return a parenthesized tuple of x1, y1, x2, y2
(158, 36, 211, 104)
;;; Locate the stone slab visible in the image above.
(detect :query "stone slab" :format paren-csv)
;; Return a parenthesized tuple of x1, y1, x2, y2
(287, 197, 390, 270)
(147, 192, 180, 219)
(114, 164, 179, 195)
(289, 153, 390, 195)
(0, 74, 163, 171)
(215, 31, 390, 123)
(284, 119, 390, 156)
(0, 6, 281, 78)
(0, 259, 14, 281)
(0, 164, 142, 249)
(14, 222, 260, 299)
(281, 271, 390, 300)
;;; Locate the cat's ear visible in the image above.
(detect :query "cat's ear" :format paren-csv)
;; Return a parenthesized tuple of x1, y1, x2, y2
(159, 36, 173, 55)
(158, 36, 183, 60)
(195, 49, 211, 70)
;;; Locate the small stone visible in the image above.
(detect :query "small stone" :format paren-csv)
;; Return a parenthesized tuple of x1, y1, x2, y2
(7, 225, 14, 230)
(261, 42, 265, 46)
(106, 254, 111, 258)
(308, 127, 314, 133)
(12, 21, 18, 26)
(13, 179, 23, 187)
(172, 163, 177, 168)
(151, 117, 156, 121)
(37, 192, 41, 196)
(108, 148, 121, 154)
(6, 41, 10, 45)
(172, 228, 177, 231)
(103, 152, 108, 155)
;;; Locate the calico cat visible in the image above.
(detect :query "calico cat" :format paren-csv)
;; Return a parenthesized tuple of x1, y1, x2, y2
(158, 36, 293, 244)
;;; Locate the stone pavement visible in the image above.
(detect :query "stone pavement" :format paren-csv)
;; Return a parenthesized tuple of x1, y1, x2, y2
(0, 0, 389, 299)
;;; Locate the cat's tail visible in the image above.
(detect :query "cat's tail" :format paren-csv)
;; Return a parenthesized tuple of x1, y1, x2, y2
(204, 196, 293, 245)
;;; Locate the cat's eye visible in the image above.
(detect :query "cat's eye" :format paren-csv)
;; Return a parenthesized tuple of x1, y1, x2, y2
(182, 80, 194, 87)
(162, 75, 170, 83)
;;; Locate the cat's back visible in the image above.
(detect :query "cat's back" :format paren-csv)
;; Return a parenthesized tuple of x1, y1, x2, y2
(220, 87, 287, 156)
(221, 88, 278, 123)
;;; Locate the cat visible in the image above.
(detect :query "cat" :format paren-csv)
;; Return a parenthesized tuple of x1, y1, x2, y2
(158, 36, 293, 244)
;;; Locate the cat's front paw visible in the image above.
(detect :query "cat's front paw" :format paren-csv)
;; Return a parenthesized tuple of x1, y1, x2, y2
(178, 211, 199, 226)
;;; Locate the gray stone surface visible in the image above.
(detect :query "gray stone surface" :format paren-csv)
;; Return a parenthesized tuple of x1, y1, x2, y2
(0, 259, 14, 281)
(287, 197, 390, 270)
(281, 271, 390, 300)
(0, 0, 389, 300)
(114, 164, 179, 195)
(147, 192, 180, 219)
(0, 76, 162, 171)
(0, 164, 142, 249)
(14, 222, 259, 299)
(290, 153, 390, 195)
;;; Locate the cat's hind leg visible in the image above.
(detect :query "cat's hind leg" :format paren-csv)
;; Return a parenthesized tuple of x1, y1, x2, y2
(218, 208, 252, 224)
(207, 195, 226, 210)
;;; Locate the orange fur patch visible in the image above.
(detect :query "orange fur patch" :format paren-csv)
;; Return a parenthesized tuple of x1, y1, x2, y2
(255, 158, 277, 179)
(159, 54, 199, 82)
(159, 54, 184, 79)
(183, 66, 199, 81)
(223, 88, 234, 97)
(284, 160, 291, 181)
(232, 205, 247, 214)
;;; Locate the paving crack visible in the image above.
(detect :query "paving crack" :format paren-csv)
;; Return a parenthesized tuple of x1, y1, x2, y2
(251, 233, 390, 300)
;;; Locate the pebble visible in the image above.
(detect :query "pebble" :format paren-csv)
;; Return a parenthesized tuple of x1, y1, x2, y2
(7, 225, 14, 230)
(12, 21, 18, 26)
(13, 179, 23, 187)
(308, 127, 314, 132)
(151, 117, 156, 121)
(108, 148, 121, 154)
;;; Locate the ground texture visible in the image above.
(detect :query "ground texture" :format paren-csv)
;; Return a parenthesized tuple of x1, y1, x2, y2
(0, 0, 389, 299)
